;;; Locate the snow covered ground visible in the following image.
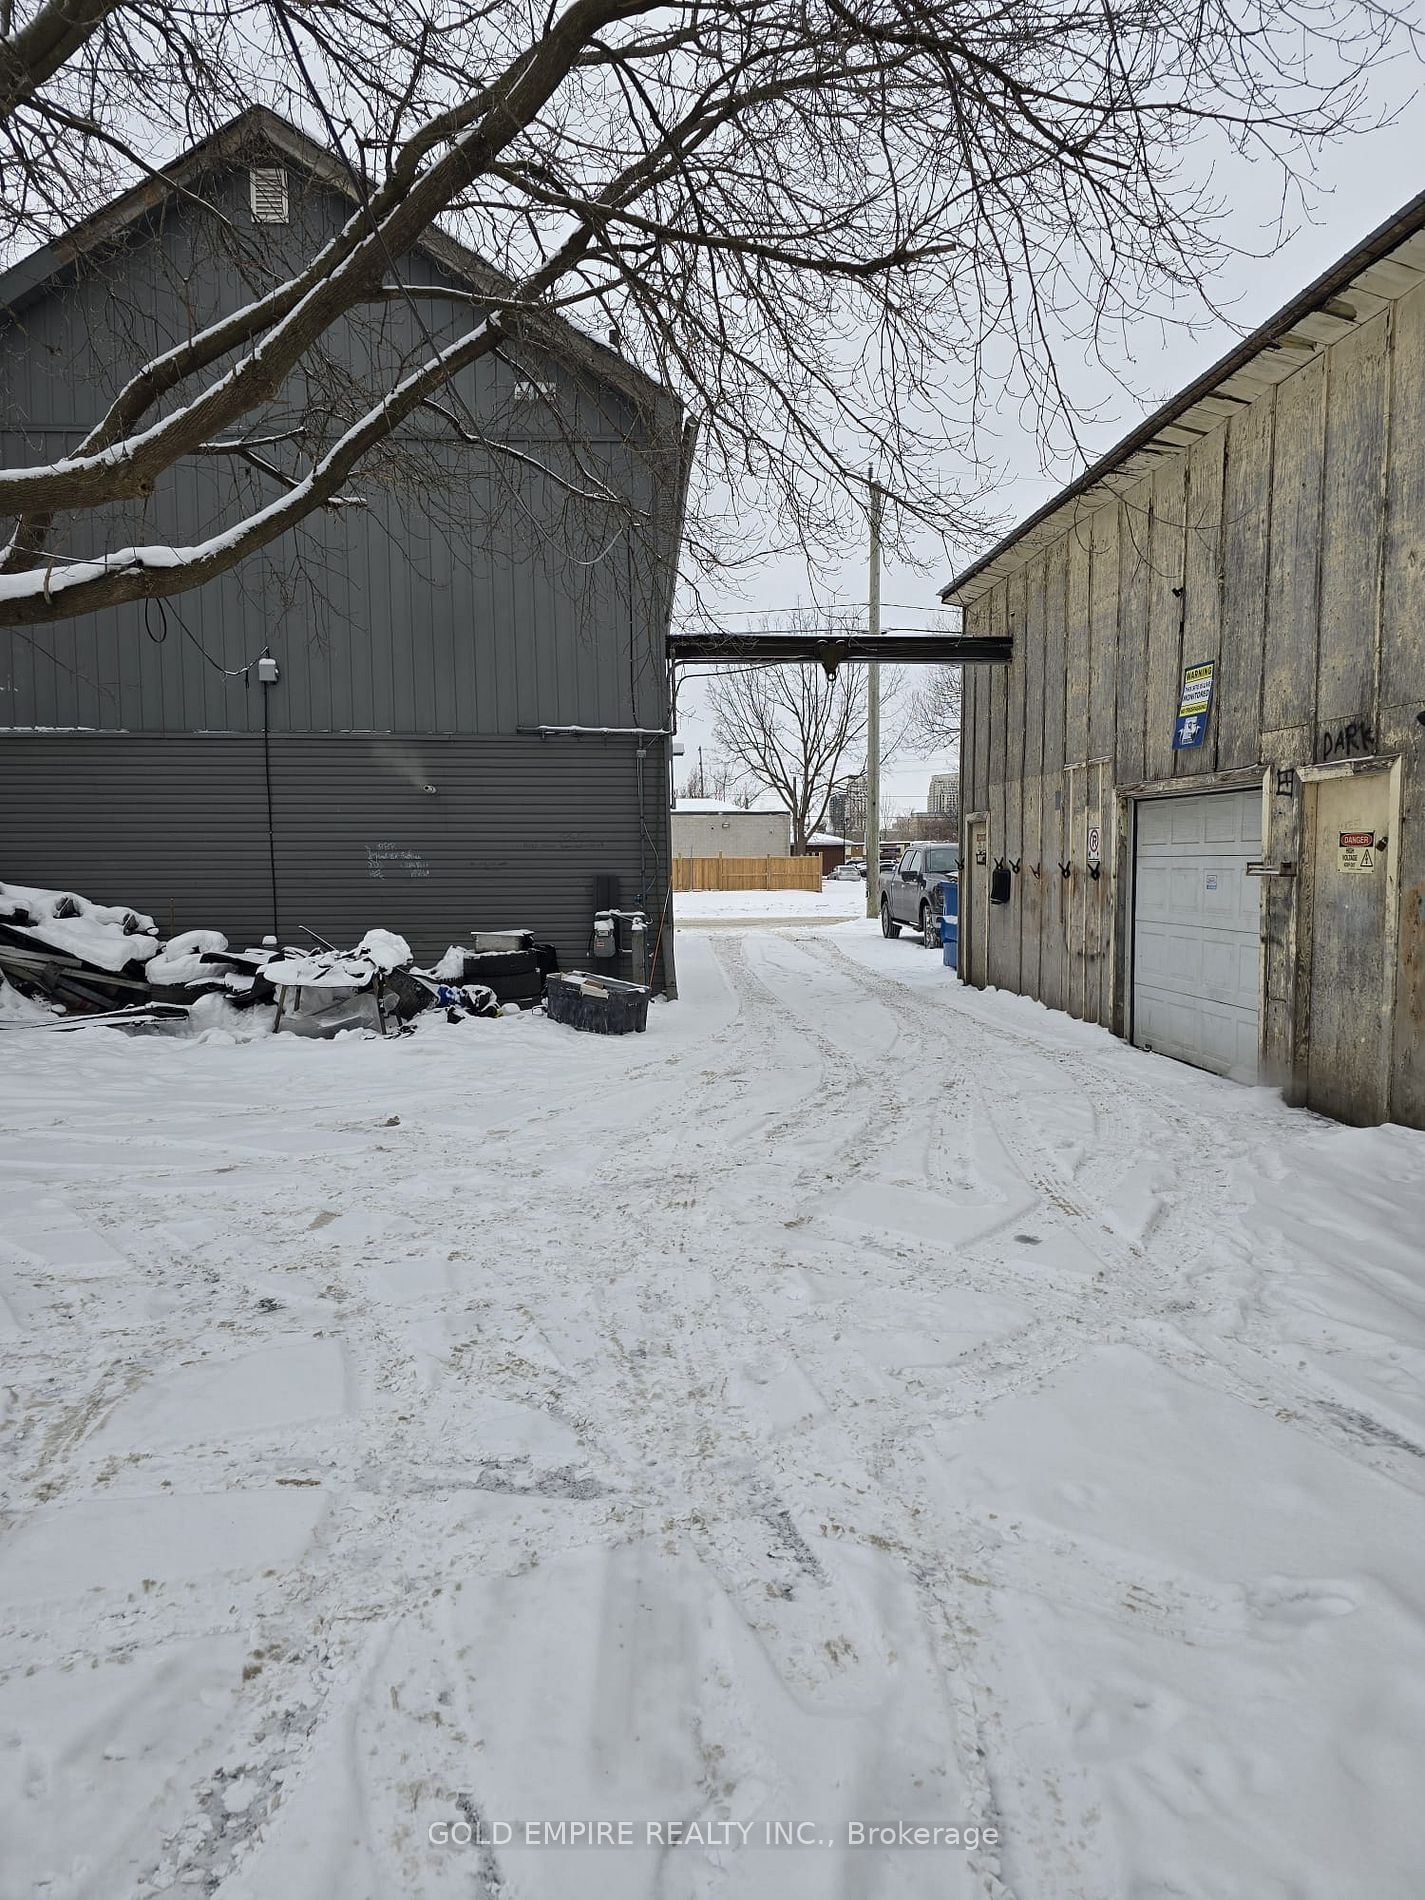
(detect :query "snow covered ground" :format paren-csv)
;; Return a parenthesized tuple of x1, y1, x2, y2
(2, 919, 1424, 1899)
(675, 881, 865, 922)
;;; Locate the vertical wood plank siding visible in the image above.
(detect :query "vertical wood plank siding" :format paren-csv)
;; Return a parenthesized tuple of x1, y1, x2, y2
(1215, 398, 1273, 771)
(1382, 284, 1425, 1123)
(1178, 430, 1225, 782)
(958, 272, 1425, 1128)
(1041, 537, 1068, 1013)
(1005, 574, 1027, 995)
(1088, 504, 1118, 1023)
(1021, 562, 1046, 1003)
(1114, 475, 1151, 790)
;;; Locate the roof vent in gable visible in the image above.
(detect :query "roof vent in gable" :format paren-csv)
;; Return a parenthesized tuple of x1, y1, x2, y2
(249, 167, 290, 225)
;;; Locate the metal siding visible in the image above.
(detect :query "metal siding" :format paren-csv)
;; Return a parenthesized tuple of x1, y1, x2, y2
(0, 445, 670, 741)
(409, 492, 439, 736)
(0, 735, 271, 944)
(0, 452, 676, 741)
(449, 491, 477, 731)
(0, 178, 675, 747)
(0, 732, 670, 972)
(472, 475, 502, 730)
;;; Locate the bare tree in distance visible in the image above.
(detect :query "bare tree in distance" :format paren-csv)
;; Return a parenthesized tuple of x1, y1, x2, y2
(705, 617, 908, 850)
(0, 0, 1413, 629)
(707, 664, 865, 854)
(676, 754, 741, 802)
(905, 665, 963, 763)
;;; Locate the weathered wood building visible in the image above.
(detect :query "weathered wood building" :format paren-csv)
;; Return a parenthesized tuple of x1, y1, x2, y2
(0, 110, 688, 971)
(946, 190, 1425, 1128)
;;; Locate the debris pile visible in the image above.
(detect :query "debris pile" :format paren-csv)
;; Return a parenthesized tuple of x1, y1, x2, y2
(264, 930, 493, 1039)
(0, 880, 564, 1039)
(0, 881, 163, 1013)
(429, 928, 558, 1010)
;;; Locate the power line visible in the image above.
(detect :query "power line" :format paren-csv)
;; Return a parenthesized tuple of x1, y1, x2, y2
(689, 601, 948, 617)
(674, 624, 950, 641)
(143, 593, 267, 679)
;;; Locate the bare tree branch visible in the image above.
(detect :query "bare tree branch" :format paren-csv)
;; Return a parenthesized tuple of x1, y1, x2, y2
(704, 609, 909, 849)
(0, 0, 1415, 625)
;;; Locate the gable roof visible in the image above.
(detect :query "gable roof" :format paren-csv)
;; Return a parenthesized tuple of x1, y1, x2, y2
(940, 184, 1425, 608)
(0, 104, 671, 418)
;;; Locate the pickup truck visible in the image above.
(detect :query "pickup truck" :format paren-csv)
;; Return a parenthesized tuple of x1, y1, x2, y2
(879, 844, 959, 946)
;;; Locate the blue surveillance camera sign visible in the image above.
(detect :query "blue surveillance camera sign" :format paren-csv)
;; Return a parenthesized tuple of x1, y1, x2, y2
(1173, 660, 1215, 750)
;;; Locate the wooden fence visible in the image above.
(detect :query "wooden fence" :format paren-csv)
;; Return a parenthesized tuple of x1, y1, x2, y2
(672, 855, 824, 893)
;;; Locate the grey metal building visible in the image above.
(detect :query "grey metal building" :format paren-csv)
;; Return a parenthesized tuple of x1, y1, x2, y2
(946, 189, 1425, 1129)
(0, 111, 689, 973)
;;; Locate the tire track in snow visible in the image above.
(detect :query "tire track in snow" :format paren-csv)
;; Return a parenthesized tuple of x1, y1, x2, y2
(19, 933, 1411, 1896)
(805, 933, 1425, 1496)
(598, 932, 1041, 1895)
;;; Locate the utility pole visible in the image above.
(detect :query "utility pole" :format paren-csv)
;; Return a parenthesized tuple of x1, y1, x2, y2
(865, 470, 882, 919)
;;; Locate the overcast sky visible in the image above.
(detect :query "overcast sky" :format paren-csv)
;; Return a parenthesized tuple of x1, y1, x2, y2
(672, 86, 1423, 814)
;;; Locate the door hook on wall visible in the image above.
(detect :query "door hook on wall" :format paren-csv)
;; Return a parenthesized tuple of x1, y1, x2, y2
(1088, 860, 1102, 881)
(1009, 858, 1021, 875)
(1028, 863, 1042, 878)
(1059, 861, 1072, 878)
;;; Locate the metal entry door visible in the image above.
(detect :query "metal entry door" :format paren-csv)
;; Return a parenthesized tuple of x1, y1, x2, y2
(1304, 766, 1395, 1125)
(1132, 788, 1262, 1081)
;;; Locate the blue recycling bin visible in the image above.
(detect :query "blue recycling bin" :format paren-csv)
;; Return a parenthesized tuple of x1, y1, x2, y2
(940, 876, 959, 971)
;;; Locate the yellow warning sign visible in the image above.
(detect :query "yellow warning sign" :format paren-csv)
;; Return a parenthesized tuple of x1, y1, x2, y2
(1338, 830, 1376, 874)
(1177, 662, 1215, 717)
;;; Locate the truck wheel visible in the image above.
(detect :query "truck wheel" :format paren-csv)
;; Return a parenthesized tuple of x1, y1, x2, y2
(881, 899, 900, 939)
(919, 903, 936, 948)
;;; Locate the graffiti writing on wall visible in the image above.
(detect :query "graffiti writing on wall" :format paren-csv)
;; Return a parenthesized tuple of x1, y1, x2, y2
(1319, 720, 1376, 763)
(366, 842, 431, 880)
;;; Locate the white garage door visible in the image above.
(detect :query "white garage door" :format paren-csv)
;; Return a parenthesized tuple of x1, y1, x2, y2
(1132, 789, 1262, 1082)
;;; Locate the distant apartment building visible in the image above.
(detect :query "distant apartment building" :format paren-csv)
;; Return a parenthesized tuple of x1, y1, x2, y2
(832, 774, 867, 844)
(927, 773, 958, 815)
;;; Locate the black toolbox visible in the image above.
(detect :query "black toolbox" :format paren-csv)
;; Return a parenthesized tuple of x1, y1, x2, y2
(544, 970, 650, 1035)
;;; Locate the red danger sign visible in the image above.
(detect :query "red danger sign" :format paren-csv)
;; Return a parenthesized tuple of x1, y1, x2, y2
(1339, 831, 1373, 848)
